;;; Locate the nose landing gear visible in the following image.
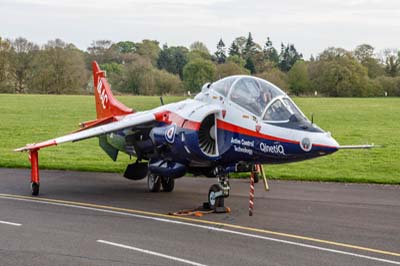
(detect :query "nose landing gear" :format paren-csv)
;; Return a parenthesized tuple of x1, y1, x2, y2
(206, 167, 230, 213)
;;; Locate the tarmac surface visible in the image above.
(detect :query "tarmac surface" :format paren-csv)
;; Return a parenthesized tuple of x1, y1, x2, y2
(0, 168, 399, 266)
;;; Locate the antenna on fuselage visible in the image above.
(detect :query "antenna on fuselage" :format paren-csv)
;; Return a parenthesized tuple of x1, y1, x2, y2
(160, 96, 164, 106)
(311, 113, 314, 124)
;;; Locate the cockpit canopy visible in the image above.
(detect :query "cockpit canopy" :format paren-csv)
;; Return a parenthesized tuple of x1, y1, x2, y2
(211, 76, 308, 123)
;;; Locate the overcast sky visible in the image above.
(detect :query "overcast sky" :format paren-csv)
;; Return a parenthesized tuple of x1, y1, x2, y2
(1, 0, 399, 58)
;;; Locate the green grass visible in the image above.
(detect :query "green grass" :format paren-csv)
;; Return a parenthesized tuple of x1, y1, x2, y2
(0, 94, 399, 184)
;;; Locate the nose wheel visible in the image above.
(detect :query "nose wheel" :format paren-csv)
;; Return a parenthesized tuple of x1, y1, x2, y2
(206, 167, 230, 213)
(208, 184, 224, 209)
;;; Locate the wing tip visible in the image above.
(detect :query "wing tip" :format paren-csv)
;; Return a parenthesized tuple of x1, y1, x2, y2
(14, 140, 57, 152)
(14, 143, 35, 152)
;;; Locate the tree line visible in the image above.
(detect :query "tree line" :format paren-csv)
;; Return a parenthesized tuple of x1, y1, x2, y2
(0, 33, 399, 96)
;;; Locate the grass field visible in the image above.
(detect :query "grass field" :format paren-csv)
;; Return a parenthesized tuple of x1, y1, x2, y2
(0, 94, 399, 184)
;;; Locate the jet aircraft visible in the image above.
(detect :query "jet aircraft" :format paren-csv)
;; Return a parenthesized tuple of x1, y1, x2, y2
(15, 62, 373, 211)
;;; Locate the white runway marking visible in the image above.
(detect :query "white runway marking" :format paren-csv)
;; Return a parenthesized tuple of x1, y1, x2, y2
(0, 220, 22, 226)
(97, 240, 208, 266)
(1, 196, 400, 265)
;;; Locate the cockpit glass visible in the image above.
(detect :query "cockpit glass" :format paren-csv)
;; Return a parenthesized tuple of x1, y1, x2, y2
(212, 77, 237, 97)
(259, 79, 284, 100)
(264, 98, 307, 122)
(282, 98, 307, 120)
(230, 77, 285, 116)
(230, 78, 263, 116)
(263, 99, 291, 121)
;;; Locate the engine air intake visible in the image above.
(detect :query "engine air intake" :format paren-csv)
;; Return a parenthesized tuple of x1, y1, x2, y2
(199, 114, 218, 156)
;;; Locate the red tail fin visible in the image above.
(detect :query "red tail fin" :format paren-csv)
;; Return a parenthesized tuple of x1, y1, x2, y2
(92, 61, 133, 119)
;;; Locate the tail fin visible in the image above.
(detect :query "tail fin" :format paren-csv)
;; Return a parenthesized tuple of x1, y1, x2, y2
(92, 61, 133, 119)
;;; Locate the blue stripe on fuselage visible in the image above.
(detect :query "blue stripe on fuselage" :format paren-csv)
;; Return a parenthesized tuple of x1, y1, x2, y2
(216, 128, 338, 164)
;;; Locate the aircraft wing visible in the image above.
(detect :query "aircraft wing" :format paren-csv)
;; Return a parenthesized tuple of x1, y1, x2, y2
(14, 111, 155, 152)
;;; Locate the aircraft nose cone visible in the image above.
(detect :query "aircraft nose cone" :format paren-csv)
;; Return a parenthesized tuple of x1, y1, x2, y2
(325, 132, 339, 151)
(330, 138, 340, 151)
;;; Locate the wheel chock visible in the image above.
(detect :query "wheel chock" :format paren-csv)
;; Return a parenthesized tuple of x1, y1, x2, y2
(193, 212, 203, 217)
(169, 204, 230, 217)
(214, 206, 230, 213)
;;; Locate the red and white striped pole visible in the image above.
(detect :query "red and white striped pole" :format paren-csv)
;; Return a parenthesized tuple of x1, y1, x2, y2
(249, 171, 255, 216)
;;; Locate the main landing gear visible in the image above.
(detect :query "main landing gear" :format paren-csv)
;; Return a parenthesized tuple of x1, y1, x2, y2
(206, 167, 230, 213)
(147, 173, 175, 192)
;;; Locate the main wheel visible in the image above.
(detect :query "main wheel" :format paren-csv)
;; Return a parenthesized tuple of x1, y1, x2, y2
(161, 177, 175, 192)
(31, 182, 40, 196)
(208, 184, 224, 210)
(147, 173, 161, 192)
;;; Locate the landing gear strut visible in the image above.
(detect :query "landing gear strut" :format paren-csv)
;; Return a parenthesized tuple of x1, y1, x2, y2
(29, 149, 40, 196)
(207, 167, 230, 213)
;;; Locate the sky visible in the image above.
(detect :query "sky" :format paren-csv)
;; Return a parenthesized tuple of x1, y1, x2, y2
(1, 0, 399, 58)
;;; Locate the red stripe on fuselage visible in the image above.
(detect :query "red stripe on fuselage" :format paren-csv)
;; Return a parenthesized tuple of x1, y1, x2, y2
(217, 120, 338, 150)
(217, 119, 299, 144)
(152, 112, 336, 149)
(154, 111, 201, 131)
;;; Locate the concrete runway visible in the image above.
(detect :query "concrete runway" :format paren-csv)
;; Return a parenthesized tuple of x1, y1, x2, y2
(0, 168, 399, 266)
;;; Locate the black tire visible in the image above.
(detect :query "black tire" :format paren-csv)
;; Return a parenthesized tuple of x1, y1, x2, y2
(31, 182, 39, 196)
(161, 177, 175, 192)
(208, 184, 224, 210)
(147, 173, 161, 192)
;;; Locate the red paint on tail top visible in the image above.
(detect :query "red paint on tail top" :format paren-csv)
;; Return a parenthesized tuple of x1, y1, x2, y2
(92, 61, 133, 119)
